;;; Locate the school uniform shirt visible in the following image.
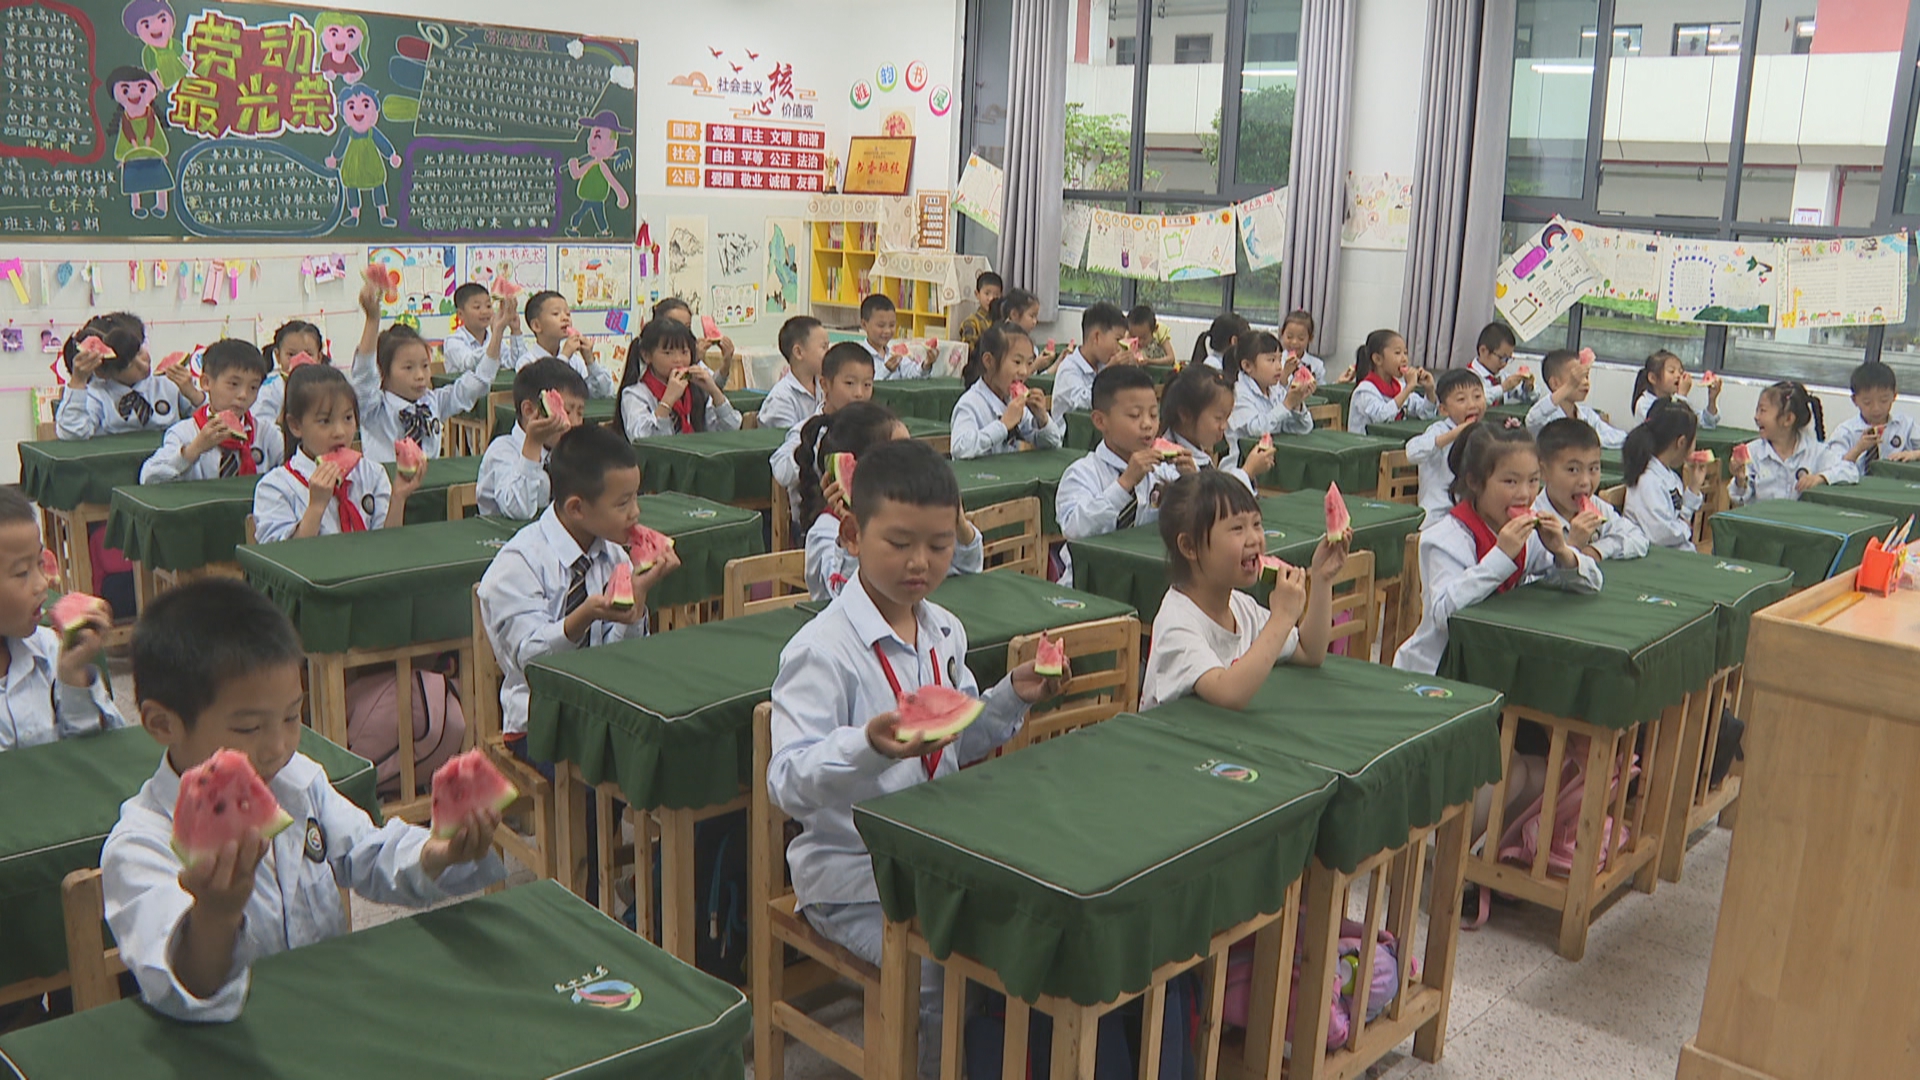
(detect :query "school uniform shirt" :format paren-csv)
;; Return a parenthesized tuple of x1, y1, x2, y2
(1202, 348, 1225, 372)
(1468, 358, 1534, 406)
(1054, 442, 1178, 588)
(1526, 396, 1628, 449)
(1633, 392, 1719, 429)
(867, 339, 929, 381)
(476, 426, 550, 519)
(1050, 350, 1098, 414)
(1141, 587, 1298, 710)
(1230, 372, 1313, 441)
(1406, 418, 1461, 527)
(55, 373, 190, 439)
(349, 347, 499, 463)
(767, 570, 1026, 911)
(950, 378, 1065, 459)
(251, 447, 393, 543)
(619, 381, 743, 440)
(1826, 413, 1920, 468)
(803, 511, 985, 602)
(140, 412, 285, 484)
(757, 371, 822, 431)
(1348, 378, 1436, 435)
(102, 750, 505, 1022)
(1729, 431, 1858, 506)
(1625, 458, 1703, 552)
(1393, 514, 1603, 675)
(771, 417, 813, 526)
(530, 346, 617, 399)
(442, 324, 534, 375)
(1168, 429, 1257, 495)
(478, 507, 649, 736)
(251, 372, 286, 427)
(1531, 490, 1649, 561)
(0, 627, 124, 751)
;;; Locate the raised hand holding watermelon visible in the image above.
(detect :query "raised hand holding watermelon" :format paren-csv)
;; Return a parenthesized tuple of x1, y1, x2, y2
(864, 709, 959, 760)
(1309, 533, 1348, 581)
(49, 593, 110, 685)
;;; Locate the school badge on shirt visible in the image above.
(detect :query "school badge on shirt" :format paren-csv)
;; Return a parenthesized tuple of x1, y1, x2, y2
(361, 493, 376, 516)
(303, 817, 327, 863)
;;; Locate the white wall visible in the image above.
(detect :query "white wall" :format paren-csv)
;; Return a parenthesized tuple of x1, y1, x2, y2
(1334, 0, 1426, 361)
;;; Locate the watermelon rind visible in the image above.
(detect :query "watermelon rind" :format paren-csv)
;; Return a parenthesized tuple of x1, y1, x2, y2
(1152, 437, 1182, 461)
(430, 750, 520, 838)
(895, 689, 985, 743)
(1033, 635, 1066, 678)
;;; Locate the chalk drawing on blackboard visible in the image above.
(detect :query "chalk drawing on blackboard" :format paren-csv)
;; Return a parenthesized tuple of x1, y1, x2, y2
(122, 0, 188, 88)
(315, 11, 368, 84)
(106, 67, 174, 220)
(565, 111, 631, 238)
(326, 86, 403, 227)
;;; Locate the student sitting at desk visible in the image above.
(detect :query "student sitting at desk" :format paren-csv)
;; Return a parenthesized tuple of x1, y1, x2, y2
(253, 364, 418, 542)
(253, 319, 328, 427)
(1347, 328, 1436, 436)
(1407, 368, 1486, 527)
(1526, 348, 1627, 449)
(1630, 349, 1720, 428)
(1466, 321, 1533, 407)
(1161, 366, 1273, 493)
(1228, 329, 1316, 443)
(774, 342, 876, 532)
(619, 316, 743, 440)
(650, 297, 736, 389)
(1829, 359, 1920, 468)
(1278, 309, 1330, 383)
(1192, 312, 1250, 374)
(797, 402, 981, 601)
(477, 358, 588, 519)
(1731, 380, 1857, 505)
(56, 312, 204, 440)
(1534, 417, 1649, 562)
(1056, 365, 1191, 587)
(102, 578, 504, 1022)
(1623, 399, 1709, 552)
(1127, 302, 1176, 364)
(950, 322, 1064, 458)
(757, 315, 828, 432)
(0, 487, 122, 750)
(524, 291, 618, 399)
(1049, 301, 1131, 415)
(861, 293, 923, 381)
(768, 438, 1061, 1074)
(141, 339, 284, 483)
(443, 282, 534, 376)
(348, 267, 500, 464)
(1140, 471, 1341, 710)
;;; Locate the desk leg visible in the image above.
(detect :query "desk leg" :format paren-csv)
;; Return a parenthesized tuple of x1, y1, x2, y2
(1636, 704, 1685, 896)
(306, 654, 349, 746)
(553, 763, 586, 897)
(1557, 731, 1616, 961)
(1660, 689, 1713, 883)
(879, 918, 921, 1080)
(656, 805, 698, 963)
(1414, 809, 1470, 1062)
(999, 998, 1030, 1080)
(1048, 1005, 1097, 1080)
(1239, 907, 1295, 1080)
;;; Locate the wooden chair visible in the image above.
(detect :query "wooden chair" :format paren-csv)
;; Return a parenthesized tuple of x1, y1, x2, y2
(244, 514, 258, 545)
(446, 482, 478, 520)
(1326, 548, 1377, 662)
(1003, 616, 1141, 751)
(771, 481, 795, 552)
(722, 550, 811, 620)
(1380, 532, 1421, 665)
(469, 586, 556, 880)
(1598, 484, 1627, 511)
(751, 702, 888, 1080)
(59, 869, 124, 1013)
(1309, 401, 1343, 431)
(1376, 450, 1419, 507)
(966, 497, 1043, 578)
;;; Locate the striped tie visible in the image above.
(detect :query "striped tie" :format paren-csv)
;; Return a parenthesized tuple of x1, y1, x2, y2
(117, 391, 152, 426)
(562, 555, 591, 617)
(1117, 495, 1138, 530)
(218, 448, 241, 477)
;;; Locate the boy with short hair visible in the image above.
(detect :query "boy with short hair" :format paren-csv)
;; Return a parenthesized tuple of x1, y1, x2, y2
(1466, 322, 1532, 406)
(56, 313, 204, 440)
(863, 294, 920, 380)
(141, 339, 285, 483)
(1407, 368, 1487, 526)
(1526, 348, 1627, 448)
(525, 290, 619, 399)
(1127, 303, 1174, 363)
(479, 424, 681, 752)
(102, 578, 503, 1022)
(772, 343, 878, 521)
(769, 438, 1059, 1071)
(0, 487, 121, 750)
(348, 268, 501, 463)
(444, 282, 534, 375)
(955, 270, 1003, 349)
(477, 357, 590, 519)
(1050, 301, 1132, 414)
(1534, 417, 1649, 561)
(1055, 365, 1193, 586)
(760, 315, 829, 431)
(1829, 359, 1920, 467)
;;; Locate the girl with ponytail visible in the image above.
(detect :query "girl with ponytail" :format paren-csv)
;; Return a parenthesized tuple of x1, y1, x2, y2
(1730, 380, 1857, 504)
(1192, 312, 1251, 372)
(1622, 399, 1705, 550)
(1347, 329, 1437, 435)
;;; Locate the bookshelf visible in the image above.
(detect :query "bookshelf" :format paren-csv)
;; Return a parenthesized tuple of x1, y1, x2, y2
(809, 219, 950, 340)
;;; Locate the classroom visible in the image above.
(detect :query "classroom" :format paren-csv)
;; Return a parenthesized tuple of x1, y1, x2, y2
(1, 0, 1915, 1077)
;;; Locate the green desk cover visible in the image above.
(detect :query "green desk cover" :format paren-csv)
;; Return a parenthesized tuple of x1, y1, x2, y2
(1708, 500, 1894, 585)
(1693, 425, 1760, 461)
(919, 572, 1136, 688)
(1487, 402, 1532, 423)
(526, 607, 814, 810)
(635, 427, 788, 505)
(1364, 418, 1433, 446)
(727, 387, 768, 417)
(19, 434, 165, 512)
(872, 376, 967, 421)
(0, 727, 375, 987)
(1026, 371, 1055, 395)
(494, 396, 618, 436)
(105, 458, 485, 574)
(633, 493, 767, 609)
(1868, 458, 1920, 482)
(1241, 430, 1400, 493)
(1065, 410, 1099, 453)
(949, 449, 1085, 535)
(1313, 381, 1355, 423)
(1439, 584, 1719, 730)
(0, 881, 750, 1080)
(1129, 656, 1504, 872)
(855, 715, 1337, 1005)
(1799, 476, 1920, 523)
(1595, 547, 1793, 669)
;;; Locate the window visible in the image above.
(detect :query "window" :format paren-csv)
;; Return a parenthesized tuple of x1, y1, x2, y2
(956, 0, 1015, 260)
(1246, 32, 1296, 63)
(1791, 17, 1815, 55)
(1115, 36, 1137, 65)
(1506, 0, 1600, 200)
(1578, 24, 1641, 57)
(1672, 22, 1741, 57)
(1173, 35, 1213, 64)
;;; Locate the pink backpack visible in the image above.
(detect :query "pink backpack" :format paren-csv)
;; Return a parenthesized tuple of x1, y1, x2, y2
(344, 668, 467, 798)
(1468, 737, 1639, 928)
(1221, 917, 1408, 1050)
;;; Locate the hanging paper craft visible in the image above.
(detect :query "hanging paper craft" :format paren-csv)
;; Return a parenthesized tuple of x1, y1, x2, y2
(710, 283, 759, 326)
(1570, 223, 1660, 317)
(1657, 238, 1780, 327)
(367, 246, 457, 318)
(666, 216, 708, 312)
(556, 246, 633, 312)
(0, 258, 27, 304)
(1779, 233, 1908, 329)
(953, 154, 1004, 233)
(1060, 202, 1093, 270)
(1084, 210, 1161, 281)
(1493, 216, 1600, 342)
(466, 246, 550, 297)
(1160, 209, 1238, 280)
(1340, 173, 1413, 251)
(2, 326, 21, 352)
(1235, 188, 1289, 271)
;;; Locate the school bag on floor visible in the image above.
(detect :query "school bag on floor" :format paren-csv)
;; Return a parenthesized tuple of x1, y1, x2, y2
(344, 667, 467, 798)
(1467, 738, 1640, 928)
(963, 973, 1197, 1080)
(1220, 918, 1405, 1051)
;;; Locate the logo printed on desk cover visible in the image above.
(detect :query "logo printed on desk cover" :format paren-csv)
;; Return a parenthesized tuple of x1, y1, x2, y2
(1713, 561, 1753, 574)
(1636, 594, 1678, 606)
(1045, 597, 1086, 610)
(684, 508, 717, 519)
(1197, 760, 1258, 783)
(1403, 684, 1453, 699)
(556, 965, 642, 1012)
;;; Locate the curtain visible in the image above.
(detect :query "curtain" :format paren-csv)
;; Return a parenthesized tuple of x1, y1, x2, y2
(998, 0, 1069, 318)
(1282, 0, 1357, 351)
(1399, 0, 1518, 370)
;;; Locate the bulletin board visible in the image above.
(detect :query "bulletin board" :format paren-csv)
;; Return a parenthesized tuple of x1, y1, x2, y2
(0, 0, 638, 241)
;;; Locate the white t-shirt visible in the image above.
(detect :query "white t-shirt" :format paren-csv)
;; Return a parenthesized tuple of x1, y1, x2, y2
(1141, 587, 1297, 710)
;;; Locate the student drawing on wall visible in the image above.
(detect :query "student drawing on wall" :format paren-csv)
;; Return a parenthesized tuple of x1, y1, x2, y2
(325, 85, 401, 227)
(121, 0, 186, 88)
(107, 67, 173, 220)
(316, 11, 369, 84)
(566, 110, 632, 238)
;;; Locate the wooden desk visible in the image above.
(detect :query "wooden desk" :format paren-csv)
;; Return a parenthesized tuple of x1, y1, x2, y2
(1679, 575, 1920, 1080)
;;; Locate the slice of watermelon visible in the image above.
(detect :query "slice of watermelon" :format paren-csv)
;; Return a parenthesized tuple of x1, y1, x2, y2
(1258, 555, 1288, 584)
(171, 749, 294, 867)
(1577, 347, 1596, 366)
(1258, 432, 1274, 451)
(925, 337, 937, 352)
(1008, 381, 1028, 402)
(49, 592, 107, 647)
(1152, 437, 1182, 461)
(540, 388, 567, 420)
(1506, 505, 1537, 523)
(1729, 443, 1751, 466)
(890, 341, 910, 357)
(285, 351, 319, 372)
(701, 315, 721, 341)
(1046, 338, 1057, 353)
(627, 524, 675, 572)
(1033, 635, 1066, 677)
(606, 571, 634, 609)
(1698, 370, 1718, 386)
(215, 409, 247, 434)
(1290, 365, 1315, 387)
(1324, 482, 1352, 542)
(1688, 449, 1716, 465)
(321, 447, 362, 475)
(827, 452, 858, 510)
(1578, 494, 1600, 516)
(894, 684, 984, 743)
(394, 438, 425, 479)
(429, 749, 519, 839)
(1123, 336, 1138, 353)
(153, 350, 185, 374)
(79, 335, 109, 356)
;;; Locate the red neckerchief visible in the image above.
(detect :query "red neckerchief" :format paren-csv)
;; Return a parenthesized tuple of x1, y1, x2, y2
(1363, 371, 1404, 419)
(873, 642, 945, 780)
(1476, 362, 1502, 390)
(284, 458, 368, 532)
(641, 369, 694, 432)
(192, 404, 257, 475)
(1449, 502, 1524, 593)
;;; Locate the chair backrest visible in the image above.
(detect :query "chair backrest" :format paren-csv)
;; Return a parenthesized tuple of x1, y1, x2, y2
(1389, 532, 1423, 663)
(1004, 615, 1142, 750)
(723, 550, 811, 620)
(1324, 548, 1377, 661)
(1598, 484, 1627, 511)
(771, 481, 794, 552)
(741, 411, 760, 430)
(750, 701, 795, 911)
(1310, 401, 1343, 432)
(61, 868, 123, 1012)
(244, 514, 258, 545)
(36, 419, 55, 441)
(966, 496, 1043, 577)
(469, 585, 506, 748)
(1377, 450, 1419, 506)
(446, 482, 478, 520)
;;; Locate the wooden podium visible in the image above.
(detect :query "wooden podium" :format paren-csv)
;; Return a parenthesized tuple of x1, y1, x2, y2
(1679, 573, 1920, 1080)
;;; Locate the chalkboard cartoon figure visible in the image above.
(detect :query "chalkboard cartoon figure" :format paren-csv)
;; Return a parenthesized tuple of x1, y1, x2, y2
(325, 85, 401, 227)
(107, 67, 174, 220)
(315, 11, 369, 85)
(565, 110, 632, 238)
(120, 0, 187, 88)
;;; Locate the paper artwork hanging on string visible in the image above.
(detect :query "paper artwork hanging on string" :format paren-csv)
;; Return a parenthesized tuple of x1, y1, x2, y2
(1159, 209, 1237, 280)
(953, 154, 1004, 233)
(1657, 238, 1781, 327)
(555, 246, 633, 313)
(1493, 217, 1599, 342)
(1234, 187, 1288, 271)
(1778, 233, 1908, 329)
(1340, 172, 1412, 251)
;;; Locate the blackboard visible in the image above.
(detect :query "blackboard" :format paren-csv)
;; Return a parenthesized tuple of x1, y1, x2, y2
(0, 0, 638, 241)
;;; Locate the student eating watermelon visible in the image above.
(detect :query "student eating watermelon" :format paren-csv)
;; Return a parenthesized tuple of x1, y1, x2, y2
(100, 578, 505, 1022)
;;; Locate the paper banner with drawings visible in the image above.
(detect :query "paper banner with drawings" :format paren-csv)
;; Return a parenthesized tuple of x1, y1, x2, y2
(1235, 188, 1288, 271)
(764, 217, 804, 316)
(1061, 202, 1093, 269)
(1779, 233, 1908, 329)
(710, 283, 759, 327)
(1160, 209, 1237, 280)
(1340, 172, 1413, 251)
(366, 246, 456, 318)
(666, 216, 708, 314)
(1568, 223, 1659, 317)
(953, 154, 1004, 233)
(1493, 217, 1599, 342)
(555, 246, 633, 313)
(464, 246, 549, 297)
(1657, 238, 1781, 326)
(1086, 207, 1162, 281)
